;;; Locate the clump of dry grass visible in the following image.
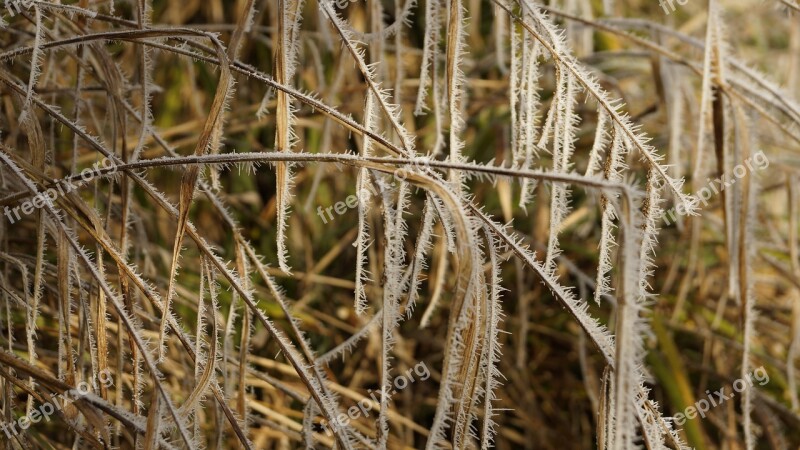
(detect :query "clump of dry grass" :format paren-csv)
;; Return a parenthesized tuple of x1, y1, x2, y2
(0, 0, 799, 448)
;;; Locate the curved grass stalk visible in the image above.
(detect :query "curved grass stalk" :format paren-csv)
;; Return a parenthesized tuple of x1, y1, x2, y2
(158, 29, 233, 362)
(2, 5, 793, 448)
(0, 148, 197, 449)
(318, 0, 417, 156)
(0, 75, 357, 449)
(497, 0, 697, 214)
